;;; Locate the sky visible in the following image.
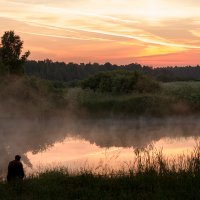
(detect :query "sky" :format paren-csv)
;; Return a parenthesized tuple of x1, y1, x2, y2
(0, 0, 200, 66)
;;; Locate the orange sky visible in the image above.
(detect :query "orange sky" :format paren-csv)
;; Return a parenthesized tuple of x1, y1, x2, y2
(0, 0, 200, 66)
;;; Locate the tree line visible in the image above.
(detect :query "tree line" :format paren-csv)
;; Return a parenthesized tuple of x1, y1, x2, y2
(25, 60, 200, 82)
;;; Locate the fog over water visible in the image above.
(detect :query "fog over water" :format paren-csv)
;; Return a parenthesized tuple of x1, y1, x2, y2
(1, 116, 200, 173)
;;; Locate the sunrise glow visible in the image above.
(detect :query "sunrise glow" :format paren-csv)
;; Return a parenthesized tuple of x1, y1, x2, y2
(0, 0, 200, 66)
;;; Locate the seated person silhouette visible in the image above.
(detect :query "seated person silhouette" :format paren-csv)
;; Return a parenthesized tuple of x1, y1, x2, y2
(7, 155, 25, 182)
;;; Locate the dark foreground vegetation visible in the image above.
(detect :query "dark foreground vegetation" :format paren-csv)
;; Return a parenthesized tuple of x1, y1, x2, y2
(1, 146, 200, 200)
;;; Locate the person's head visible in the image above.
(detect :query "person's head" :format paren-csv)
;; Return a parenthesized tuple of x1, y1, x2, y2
(15, 155, 21, 161)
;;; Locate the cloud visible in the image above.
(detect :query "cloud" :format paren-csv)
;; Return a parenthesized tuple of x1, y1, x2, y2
(1, 0, 200, 49)
(21, 20, 200, 49)
(18, 30, 111, 42)
(190, 29, 200, 38)
(1, 0, 200, 65)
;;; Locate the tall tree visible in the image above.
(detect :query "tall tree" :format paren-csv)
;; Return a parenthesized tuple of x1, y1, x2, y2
(0, 31, 30, 74)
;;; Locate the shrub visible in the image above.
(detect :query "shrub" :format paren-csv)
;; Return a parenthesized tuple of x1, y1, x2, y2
(81, 70, 160, 94)
(136, 76, 161, 93)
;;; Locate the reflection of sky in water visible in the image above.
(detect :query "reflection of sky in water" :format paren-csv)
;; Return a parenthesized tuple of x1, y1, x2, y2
(1, 116, 200, 173)
(27, 136, 199, 172)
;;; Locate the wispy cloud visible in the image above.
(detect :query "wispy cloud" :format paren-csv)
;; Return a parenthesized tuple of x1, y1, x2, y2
(18, 30, 111, 42)
(21, 20, 200, 49)
(190, 29, 200, 38)
(0, 0, 200, 65)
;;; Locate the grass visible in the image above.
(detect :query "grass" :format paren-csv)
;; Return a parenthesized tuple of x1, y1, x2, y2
(1, 75, 200, 118)
(1, 145, 200, 199)
(72, 81, 200, 117)
(162, 81, 200, 109)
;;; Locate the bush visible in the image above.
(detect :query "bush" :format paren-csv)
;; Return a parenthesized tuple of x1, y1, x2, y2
(81, 70, 160, 94)
(136, 76, 161, 93)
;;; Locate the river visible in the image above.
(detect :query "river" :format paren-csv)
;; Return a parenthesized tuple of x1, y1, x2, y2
(1, 116, 200, 175)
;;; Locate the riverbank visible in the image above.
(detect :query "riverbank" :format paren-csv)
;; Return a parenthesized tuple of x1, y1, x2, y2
(0, 164, 200, 200)
(1, 75, 200, 118)
(1, 146, 200, 200)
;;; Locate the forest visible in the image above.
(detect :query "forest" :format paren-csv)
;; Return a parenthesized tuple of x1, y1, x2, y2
(25, 60, 200, 82)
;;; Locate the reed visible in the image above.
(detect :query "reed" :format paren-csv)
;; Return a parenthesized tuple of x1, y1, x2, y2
(1, 144, 200, 199)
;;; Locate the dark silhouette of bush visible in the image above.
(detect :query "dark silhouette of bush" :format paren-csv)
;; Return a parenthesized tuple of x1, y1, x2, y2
(81, 70, 160, 94)
(136, 76, 161, 93)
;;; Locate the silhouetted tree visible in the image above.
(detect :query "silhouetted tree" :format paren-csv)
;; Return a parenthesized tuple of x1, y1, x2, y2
(0, 31, 30, 74)
(0, 48, 8, 75)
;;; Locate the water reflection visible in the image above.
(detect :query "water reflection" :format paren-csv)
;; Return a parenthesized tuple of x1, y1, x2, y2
(1, 116, 200, 172)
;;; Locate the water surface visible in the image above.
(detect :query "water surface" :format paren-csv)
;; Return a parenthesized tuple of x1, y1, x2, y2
(1, 116, 200, 173)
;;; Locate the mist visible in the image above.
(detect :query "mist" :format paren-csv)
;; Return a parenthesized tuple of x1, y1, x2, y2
(1, 115, 200, 175)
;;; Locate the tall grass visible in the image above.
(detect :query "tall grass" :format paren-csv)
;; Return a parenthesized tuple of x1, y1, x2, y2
(1, 145, 200, 199)
(1, 75, 200, 117)
(70, 81, 200, 117)
(162, 81, 200, 110)
(73, 87, 177, 117)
